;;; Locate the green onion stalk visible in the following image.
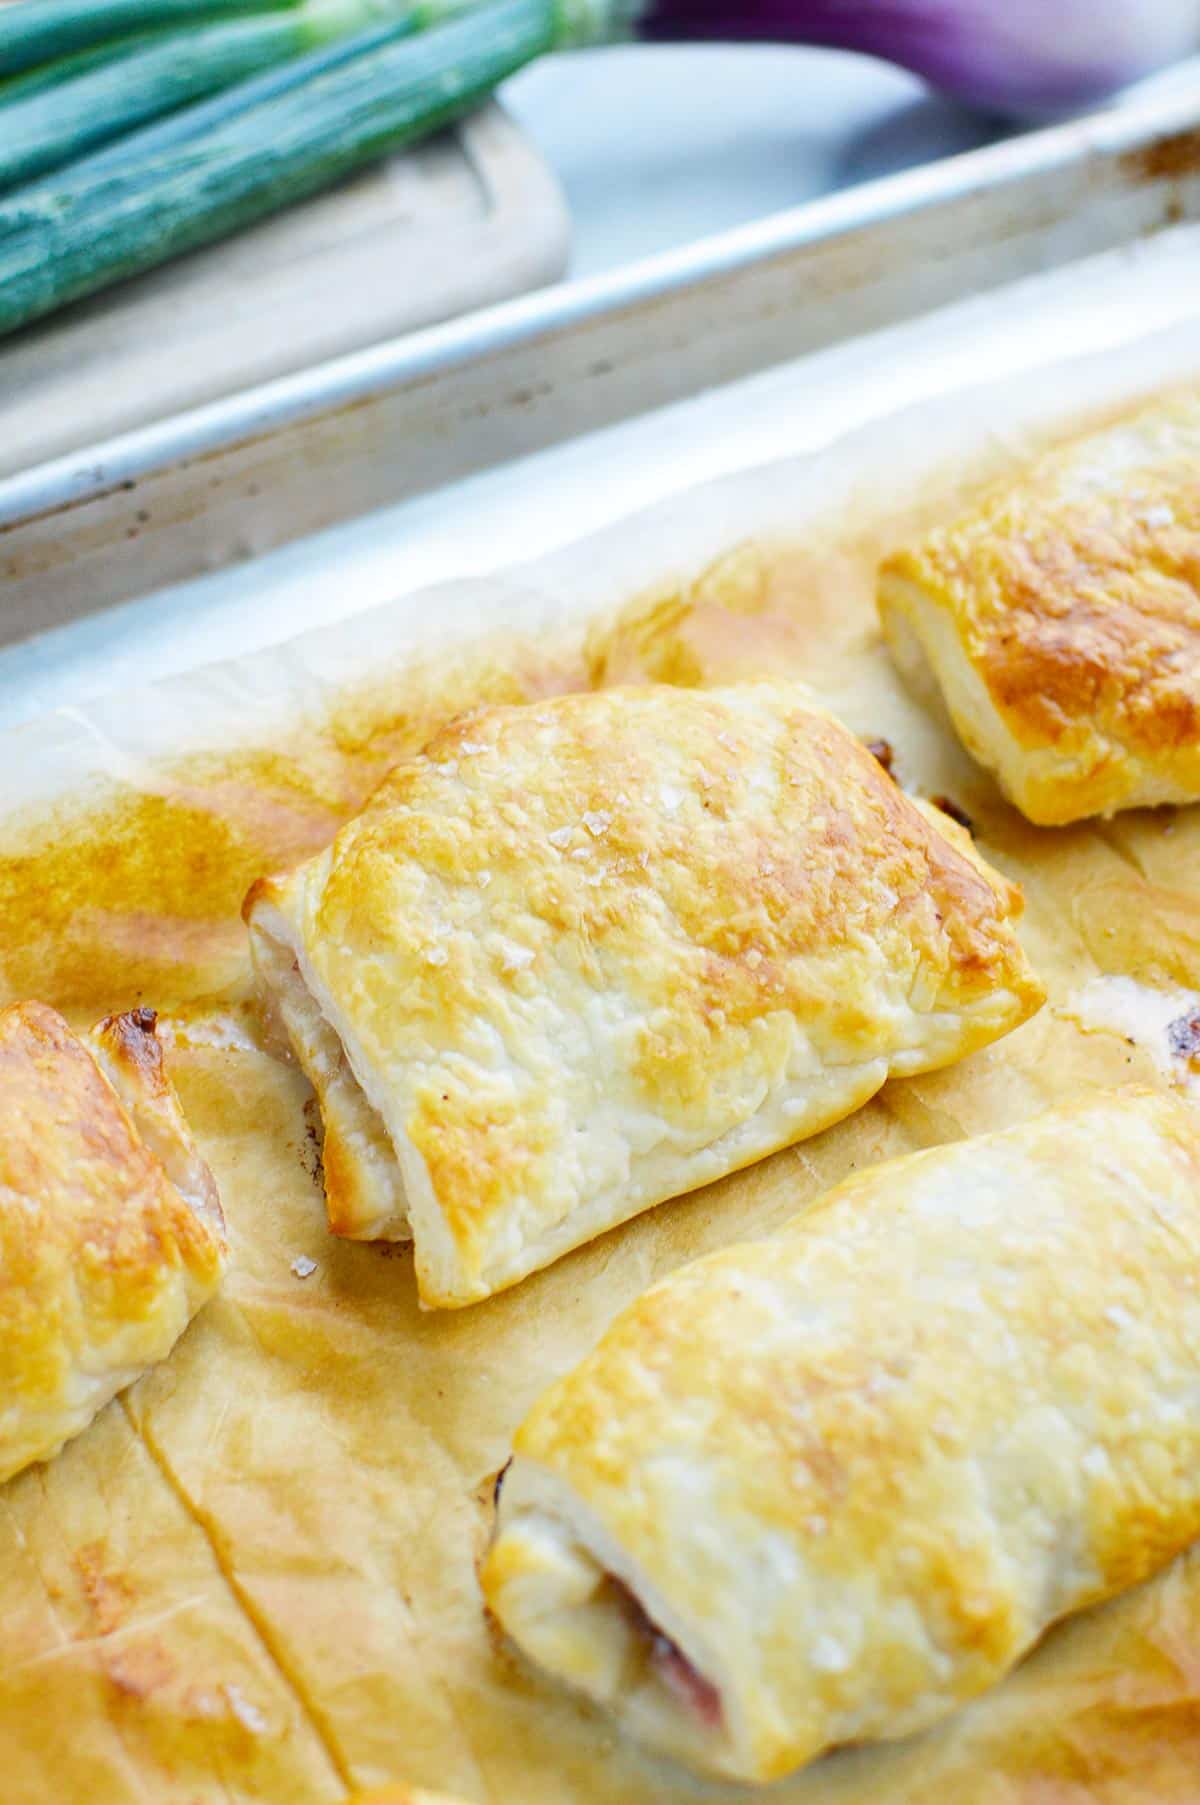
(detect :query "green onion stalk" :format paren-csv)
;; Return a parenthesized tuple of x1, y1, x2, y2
(0, 0, 445, 192)
(0, 31, 180, 104)
(0, 1, 301, 78)
(0, 0, 635, 338)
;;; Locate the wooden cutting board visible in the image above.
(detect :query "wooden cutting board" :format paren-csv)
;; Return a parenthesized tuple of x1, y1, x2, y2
(0, 102, 569, 478)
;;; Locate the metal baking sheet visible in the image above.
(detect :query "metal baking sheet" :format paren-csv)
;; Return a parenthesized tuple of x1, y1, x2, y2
(4, 214, 1200, 734)
(5, 246, 1200, 1805)
(3, 76, 1200, 649)
(0, 103, 570, 479)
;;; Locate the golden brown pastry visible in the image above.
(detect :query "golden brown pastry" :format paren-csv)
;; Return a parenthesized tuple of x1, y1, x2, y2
(878, 389, 1200, 824)
(245, 683, 1041, 1309)
(0, 1000, 225, 1486)
(343, 1790, 472, 1804)
(482, 1088, 1200, 1784)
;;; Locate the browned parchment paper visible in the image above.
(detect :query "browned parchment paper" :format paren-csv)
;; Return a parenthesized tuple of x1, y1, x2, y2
(6, 318, 1200, 1802)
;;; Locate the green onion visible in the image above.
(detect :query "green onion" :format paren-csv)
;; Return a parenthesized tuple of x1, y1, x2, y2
(0, 0, 420, 193)
(0, 0, 594, 338)
(0, 0, 300, 78)
(70, 11, 419, 179)
(0, 31, 173, 103)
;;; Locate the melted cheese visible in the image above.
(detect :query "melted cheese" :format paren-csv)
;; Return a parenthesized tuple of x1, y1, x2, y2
(1064, 975, 1200, 1098)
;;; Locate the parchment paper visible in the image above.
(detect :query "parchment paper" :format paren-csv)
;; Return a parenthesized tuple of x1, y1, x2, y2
(6, 309, 1200, 1802)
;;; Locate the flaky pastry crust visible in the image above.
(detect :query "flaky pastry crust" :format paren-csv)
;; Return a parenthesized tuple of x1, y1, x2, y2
(483, 1088, 1200, 1783)
(0, 1001, 225, 1485)
(245, 683, 1041, 1308)
(879, 389, 1200, 824)
(344, 1790, 472, 1804)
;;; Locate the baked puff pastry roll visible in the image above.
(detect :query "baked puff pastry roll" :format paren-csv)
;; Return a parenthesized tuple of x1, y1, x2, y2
(482, 1088, 1200, 1784)
(245, 683, 1042, 1309)
(878, 390, 1200, 825)
(0, 1001, 225, 1487)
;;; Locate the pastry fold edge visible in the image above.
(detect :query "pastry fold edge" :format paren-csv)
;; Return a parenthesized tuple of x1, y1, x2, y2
(482, 1088, 1200, 1782)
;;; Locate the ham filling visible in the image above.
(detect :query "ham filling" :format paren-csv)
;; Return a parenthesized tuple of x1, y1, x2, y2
(609, 1575, 723, 1729)
(488, 1466, 722, 1731)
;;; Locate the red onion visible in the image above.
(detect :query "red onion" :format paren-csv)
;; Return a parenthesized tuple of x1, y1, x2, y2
(634, 0, 1200, 119)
